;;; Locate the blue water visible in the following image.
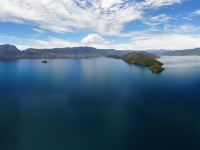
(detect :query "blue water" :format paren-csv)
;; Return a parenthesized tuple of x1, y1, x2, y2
(0, 56, 200, 150)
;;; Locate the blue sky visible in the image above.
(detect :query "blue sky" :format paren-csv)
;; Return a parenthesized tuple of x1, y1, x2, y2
(0, 0, 200, 50)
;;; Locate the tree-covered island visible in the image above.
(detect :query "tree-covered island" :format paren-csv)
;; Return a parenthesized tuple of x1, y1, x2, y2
(108, 52, 165, 73)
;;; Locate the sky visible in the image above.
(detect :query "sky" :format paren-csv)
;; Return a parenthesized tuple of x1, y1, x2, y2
(0, 0, 200, 50)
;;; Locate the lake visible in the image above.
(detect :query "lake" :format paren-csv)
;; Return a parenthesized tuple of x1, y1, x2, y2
(0, 56, 200, 150)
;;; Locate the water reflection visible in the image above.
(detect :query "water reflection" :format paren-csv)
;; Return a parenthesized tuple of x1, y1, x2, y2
(0, 57, 200, 150)
(160, 56, 200, 68)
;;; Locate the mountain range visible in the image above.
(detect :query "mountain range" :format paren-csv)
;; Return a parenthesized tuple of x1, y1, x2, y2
(1, 44, 200, 60)
(0, 44, 130, 59)
(0, 44, 166, 73)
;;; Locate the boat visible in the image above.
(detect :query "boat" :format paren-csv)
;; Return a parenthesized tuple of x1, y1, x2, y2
(41, 60, 48, 63)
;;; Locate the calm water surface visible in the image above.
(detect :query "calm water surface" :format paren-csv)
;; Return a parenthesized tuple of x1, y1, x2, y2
(0, 56, 200, 150)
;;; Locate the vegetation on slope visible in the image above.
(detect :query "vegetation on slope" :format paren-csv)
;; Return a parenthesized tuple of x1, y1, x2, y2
(109, 52, 165, 73)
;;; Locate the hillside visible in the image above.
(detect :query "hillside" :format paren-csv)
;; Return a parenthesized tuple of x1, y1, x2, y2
(108, 52, 165, 73)
(0, 44, 22, 59)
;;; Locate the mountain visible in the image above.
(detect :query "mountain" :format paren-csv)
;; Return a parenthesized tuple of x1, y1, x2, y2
(0, 44, 22, 59)
(22, 47, 129, 58)
(0, 45, 130, 59)
(1, 44, 200, 59)
(163, 48, 200, 56)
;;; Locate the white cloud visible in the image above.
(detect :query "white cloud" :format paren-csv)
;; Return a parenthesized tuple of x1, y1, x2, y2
(14, 33, 200, 51)
(142, 0, 183, 7)
(150, 14, 170, 22)
(16, 38, 80, 50)
(193, 10, 200, 16)
(0, 0, 184, 35)
(178, 24, 200, 33)
(101, 0, 122, 9)
(81, 34, 109, 45)
(32, 28, 45, 33)
(163, 24, 200, 34)
(141, 14, 171, 26)
(17, 34, 110, 50)
(130, 34, 200, 50)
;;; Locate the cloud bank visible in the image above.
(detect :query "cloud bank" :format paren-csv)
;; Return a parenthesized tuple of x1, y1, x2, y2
(1, 0, 200, 51)
(0, 0, 183, 35)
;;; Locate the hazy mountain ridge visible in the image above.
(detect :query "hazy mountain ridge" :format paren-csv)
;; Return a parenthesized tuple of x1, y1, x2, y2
(2, 44, 200, 59)
(0, 44, 130, 59)
(163, 48, 200, 56)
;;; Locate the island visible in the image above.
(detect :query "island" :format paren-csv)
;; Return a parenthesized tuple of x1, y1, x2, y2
(108, 52, 165, 73)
